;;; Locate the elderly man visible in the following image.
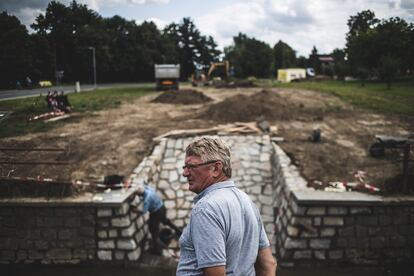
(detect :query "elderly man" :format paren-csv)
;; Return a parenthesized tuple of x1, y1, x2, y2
(176, 137, 277, 276)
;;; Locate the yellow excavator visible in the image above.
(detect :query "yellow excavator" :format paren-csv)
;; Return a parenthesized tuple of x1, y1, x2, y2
(192, 60, 230, 87)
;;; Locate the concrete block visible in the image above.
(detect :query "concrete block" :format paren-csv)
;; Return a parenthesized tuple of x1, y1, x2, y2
(310, 239, 331, 249)
(307, 207, 325, 215)
(73, 249, 87, 259)
(114, 203, 130, 216)
(379, 215, 392, 226)
(293, 250, 312, 259)
(115, 251, 125, 260)
(323, 217, 344, 226)
(97, 250, 112, 261)
(350, 207, 371, 215)
(97, 208, 112, 217)
(320, 228, 336, 237)
(328, 207, 347, 215)
(64, 217, 81, 228)
(28, 250, 44, 260)
(328, 250, 343, 260)
(45, 248, 72, 260)
(98, 240, 115, 249)
(314, 250, 326, 260)
(108, 230, 118, 238)
(338, 226, 354, 237)
(111, 217, 131, 227)
(128, 247, 141, 261)
(117, 240, 137, 250)
(284, 238, 307, 249)
(122, 223, 137, 237)
(98, 230, 107, 239)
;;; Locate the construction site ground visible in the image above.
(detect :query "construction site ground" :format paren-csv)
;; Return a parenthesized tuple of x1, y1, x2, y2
(1, 85, 413, 195)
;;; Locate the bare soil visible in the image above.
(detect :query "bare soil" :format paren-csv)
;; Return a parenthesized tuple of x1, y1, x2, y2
(1, 86, 413, 194)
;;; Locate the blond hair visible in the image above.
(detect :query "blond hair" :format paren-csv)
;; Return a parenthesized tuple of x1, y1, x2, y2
(185, 137, 232, 177)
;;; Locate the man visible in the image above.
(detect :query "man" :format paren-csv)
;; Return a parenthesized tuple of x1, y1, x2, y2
(134, 184, 181, 255)
(177, 137, 277, 276)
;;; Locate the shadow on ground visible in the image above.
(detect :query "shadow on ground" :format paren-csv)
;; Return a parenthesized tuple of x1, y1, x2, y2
(3, 257, 413, 276)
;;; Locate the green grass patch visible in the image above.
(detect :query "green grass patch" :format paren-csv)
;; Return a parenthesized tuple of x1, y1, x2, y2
(256, 79, 414, 116)
(0, 85, 155, 138)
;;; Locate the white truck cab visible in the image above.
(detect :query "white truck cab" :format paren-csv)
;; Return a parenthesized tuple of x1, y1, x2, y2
(154, 64, 180, 91)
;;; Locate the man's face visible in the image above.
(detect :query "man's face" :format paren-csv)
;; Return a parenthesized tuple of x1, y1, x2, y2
(182, 155, 217, 194)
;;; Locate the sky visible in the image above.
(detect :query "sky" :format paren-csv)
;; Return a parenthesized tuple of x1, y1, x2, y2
(1, 0, 414, 56)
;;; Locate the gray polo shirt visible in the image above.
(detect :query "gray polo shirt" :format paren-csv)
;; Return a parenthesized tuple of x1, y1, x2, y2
(176, 180, 270, 275)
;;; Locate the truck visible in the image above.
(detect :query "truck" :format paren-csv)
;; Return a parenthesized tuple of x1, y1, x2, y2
(154, 64, 180, 91)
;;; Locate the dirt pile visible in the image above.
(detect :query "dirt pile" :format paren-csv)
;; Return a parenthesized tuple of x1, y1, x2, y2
(200, 89, 325, 122)
(151, 89, 212, 105)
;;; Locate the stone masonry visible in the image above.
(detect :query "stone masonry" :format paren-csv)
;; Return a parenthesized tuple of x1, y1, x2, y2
(1, 133, 413, 266)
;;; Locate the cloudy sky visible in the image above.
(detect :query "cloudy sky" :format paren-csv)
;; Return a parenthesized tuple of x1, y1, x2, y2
(1, 0, 413, 56)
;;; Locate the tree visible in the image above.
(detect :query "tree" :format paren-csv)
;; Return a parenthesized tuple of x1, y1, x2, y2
(163, 18, 221, 80)
(0, 11, 32, 88)
(346, 10, 379, 76)
(378, 55, 400, 89)
(273, 40, 296, 71)
(308, 46, 320, 73)
(225, 33, 273, 78)
(32, 1, 103, 83)
(331, 48, 347, 80)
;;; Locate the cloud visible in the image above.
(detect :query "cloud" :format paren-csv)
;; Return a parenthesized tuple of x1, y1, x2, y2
(135, 17, 168, 29)
(196, 0, 414, 56)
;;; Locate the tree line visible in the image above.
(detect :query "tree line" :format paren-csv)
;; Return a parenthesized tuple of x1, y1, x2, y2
(1, 1, 413, 89)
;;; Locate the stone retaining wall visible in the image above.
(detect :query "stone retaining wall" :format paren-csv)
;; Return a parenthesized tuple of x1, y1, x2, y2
(1, 134, 412, 267)
(0, 191, 148, 264)
(271, 142, 414, 267)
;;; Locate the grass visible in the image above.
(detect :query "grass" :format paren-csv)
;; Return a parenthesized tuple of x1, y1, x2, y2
(0, 85, 155, 138)
(257, 78, 414, 116)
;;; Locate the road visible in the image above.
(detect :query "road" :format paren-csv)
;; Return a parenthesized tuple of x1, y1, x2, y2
(0, 83, 152, 101)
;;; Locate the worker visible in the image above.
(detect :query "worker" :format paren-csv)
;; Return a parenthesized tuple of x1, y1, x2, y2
(133, 184, 182, 255)
(176, 137, 277, 275)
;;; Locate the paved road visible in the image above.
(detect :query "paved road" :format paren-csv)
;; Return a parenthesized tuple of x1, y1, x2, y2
(0, 83, 153, 101)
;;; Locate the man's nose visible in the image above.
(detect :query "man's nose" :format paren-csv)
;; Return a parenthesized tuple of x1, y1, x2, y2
(182, 168, 189, 177)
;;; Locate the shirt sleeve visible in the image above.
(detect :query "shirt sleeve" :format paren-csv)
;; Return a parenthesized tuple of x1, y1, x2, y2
(190, 207, 227, 269)
(258, 220, 270, 249)
(142, 194, 149, 213)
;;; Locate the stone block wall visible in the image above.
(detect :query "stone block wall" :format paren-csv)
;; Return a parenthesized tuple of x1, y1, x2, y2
(95, 198, 149, 262)
(271, 142, 414, 267)
(0, 206, 96, 264)
(0, 192, 148, 264)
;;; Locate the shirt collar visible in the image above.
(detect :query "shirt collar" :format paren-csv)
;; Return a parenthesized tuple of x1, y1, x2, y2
(193, 180, 235, 204)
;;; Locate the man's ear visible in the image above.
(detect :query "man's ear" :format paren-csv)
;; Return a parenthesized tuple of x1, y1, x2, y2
(212, 162, 224, 177)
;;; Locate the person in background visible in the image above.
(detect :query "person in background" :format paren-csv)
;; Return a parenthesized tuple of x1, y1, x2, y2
(176, 137, 277, 276)
(133, 184, 182, 255)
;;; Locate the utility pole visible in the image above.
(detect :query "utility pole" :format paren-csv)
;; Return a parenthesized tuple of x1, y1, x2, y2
(88, 46, 97, 89)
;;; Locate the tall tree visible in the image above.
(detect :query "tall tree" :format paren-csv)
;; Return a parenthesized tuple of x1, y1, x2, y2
(273, 40, 296, 71)
(225, 33, 273, 78)
(31, 1, 103, 83)
(163, 18, 221, 80)
(0, 11, 32, 88)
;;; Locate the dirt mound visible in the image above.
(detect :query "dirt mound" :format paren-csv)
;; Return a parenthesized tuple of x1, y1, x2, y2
(200, 89, 324, 122)
(152, 89, 212, 105)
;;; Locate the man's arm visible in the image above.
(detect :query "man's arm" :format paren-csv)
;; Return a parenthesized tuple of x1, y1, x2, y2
(203, 265, 226, 276)
(255, 247, 277, 276)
